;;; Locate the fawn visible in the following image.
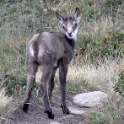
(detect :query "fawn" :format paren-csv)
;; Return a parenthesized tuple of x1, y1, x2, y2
(22, 7, 80, 119)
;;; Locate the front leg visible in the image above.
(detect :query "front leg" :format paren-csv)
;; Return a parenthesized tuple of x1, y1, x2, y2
(48, 68, 57, 102)
(59, 61, 70, 114)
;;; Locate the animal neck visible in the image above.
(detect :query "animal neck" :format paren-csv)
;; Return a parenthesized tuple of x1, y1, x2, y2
(64, 33, 78, 50)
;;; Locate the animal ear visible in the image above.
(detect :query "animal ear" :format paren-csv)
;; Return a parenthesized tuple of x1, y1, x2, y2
(55, 12, 64, 24)
(74, 7, 80, 22)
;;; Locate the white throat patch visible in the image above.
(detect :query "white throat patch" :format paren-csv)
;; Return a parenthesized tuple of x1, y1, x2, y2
(66, 28, 78, 42)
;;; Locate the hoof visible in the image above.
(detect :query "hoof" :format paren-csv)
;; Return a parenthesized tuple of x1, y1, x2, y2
(44, 109, 54, 119)
(22, 103, 29, 112)
(61, 105, 70, 114)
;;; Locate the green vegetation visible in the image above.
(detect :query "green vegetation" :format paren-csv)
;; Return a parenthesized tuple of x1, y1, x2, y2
(0, 0, 124, 123)
(89, 112, 107, 124)
(114, 70, 124, 97)
(89, 97, 124, 124)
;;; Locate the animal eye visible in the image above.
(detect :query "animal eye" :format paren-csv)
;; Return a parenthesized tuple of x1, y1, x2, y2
(62, 26, 66, 30)
(74, 23, 77, 27)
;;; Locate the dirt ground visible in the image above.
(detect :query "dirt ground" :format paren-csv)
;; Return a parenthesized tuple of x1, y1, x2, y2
(3, 94, 101, 124)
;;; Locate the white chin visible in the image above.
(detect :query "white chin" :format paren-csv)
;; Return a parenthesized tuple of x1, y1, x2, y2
(66, 34, 74, 39)
(68, 36, 73, 39)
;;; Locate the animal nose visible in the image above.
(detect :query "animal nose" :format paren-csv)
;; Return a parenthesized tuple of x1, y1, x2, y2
(68, 33, 72, 37)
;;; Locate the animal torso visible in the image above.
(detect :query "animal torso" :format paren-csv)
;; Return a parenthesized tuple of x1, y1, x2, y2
(28, 32, 74, 66)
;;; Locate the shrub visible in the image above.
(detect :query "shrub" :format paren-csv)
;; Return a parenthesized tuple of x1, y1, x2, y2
(89, 112, 107, 124)
(105, 0, 121, 7)
(78, 16, 124, 62)
(114, 70, 124, 96)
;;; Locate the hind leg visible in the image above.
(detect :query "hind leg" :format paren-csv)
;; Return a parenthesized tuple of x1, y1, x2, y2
(22, 62, 38, 112)
(39, 65, 54, 119)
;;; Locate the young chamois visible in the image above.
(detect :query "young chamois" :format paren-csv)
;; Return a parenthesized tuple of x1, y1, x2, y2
(22, 7, 80, 119)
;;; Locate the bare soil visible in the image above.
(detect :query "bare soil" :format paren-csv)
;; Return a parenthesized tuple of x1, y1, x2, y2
(4, 94, 101, 124)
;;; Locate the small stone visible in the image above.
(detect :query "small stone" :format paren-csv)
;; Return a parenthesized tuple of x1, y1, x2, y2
(0, 118, 6, 124)
(63, 114, 74, 119)
(68, 107, 85, 115)
(73, 91, 108, 108)
(50, 122, 61, 124)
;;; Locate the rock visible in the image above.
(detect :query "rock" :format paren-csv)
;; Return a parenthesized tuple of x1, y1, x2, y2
(68, 107, 85, 115)
(50, 122, 61, 124)
(73, 91, 107, 108)
(0, 117, 6, 124)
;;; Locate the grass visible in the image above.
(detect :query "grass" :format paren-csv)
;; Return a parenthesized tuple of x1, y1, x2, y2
(78, 8, 124, 61)
(68, 58, 124, 93)
(0, 0, 124, 123)
(0, 32, 27, 95)
(35, 58, 124, 94)
(80, 16, 114, 39)
(84, 58, 124, 124)
(0, 88, 13, 117)
(89, 94, 124, 124)
(35, 58, 124, 124)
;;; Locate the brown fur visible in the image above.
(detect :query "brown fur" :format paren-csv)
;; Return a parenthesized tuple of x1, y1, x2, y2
(22, 8, 80, 119)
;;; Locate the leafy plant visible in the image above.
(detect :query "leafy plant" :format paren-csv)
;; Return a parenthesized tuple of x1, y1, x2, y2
(114, 70, 124, 96)
(105, 0, 120, 7)
(89, 112, 107, 124)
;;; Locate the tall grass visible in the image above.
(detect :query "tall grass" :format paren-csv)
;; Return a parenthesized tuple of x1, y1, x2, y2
(35, 58, 124, 93)
(0, 25, 27, 95)
(0, 0, 124, 122)
(36, 58, 124, 123)
(77, 6, 124, 62)
(0, 88, 13, 117)
(68, 58, 124, 124)
(81, 16, 114, 39)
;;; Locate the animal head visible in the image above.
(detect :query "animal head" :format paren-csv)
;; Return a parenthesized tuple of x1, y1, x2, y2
(55, 7, 80, 39)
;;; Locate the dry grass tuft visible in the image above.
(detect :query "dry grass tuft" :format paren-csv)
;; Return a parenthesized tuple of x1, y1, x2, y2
(35, 58, 124, 94)
(81, 16, 114, 40)
(68, 58, 124, 93)
(0, 88, 13, 117)
(88, 0, 106, 6)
